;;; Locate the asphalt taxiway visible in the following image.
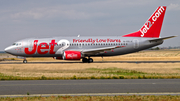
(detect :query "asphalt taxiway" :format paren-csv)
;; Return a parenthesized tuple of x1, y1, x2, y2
(1, 61, 180, 64)
(0, 79, 180, 97)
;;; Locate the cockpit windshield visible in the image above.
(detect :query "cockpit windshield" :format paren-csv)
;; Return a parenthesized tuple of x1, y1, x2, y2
(12, 43, 21, 46)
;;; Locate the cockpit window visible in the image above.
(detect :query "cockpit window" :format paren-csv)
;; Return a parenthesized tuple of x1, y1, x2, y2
(12, 43, 21, 46)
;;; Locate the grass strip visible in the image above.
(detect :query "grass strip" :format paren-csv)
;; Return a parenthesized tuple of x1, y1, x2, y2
(87, 67, 147, 76)
(1, 67, 180, 80)
(1, 73, 180, 80)
(1, 95, 180, 101)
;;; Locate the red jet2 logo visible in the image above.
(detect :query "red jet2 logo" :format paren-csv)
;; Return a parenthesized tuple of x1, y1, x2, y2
(140, 6, 165, 37)
(25, 40, 57, 55)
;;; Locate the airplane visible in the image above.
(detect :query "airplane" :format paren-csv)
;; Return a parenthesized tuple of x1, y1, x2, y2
(4, 6, 176, 63)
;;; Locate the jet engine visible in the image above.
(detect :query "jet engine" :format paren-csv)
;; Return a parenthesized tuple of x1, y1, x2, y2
(62, 51, 81, 60)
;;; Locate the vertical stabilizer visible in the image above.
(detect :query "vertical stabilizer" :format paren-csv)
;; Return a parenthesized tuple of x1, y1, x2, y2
(123, 6, 166, 38)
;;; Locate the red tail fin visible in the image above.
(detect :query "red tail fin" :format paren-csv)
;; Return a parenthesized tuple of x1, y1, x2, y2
(123, 6, 166, 38)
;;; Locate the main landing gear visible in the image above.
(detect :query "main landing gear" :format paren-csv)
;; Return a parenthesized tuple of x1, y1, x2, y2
(23, 57, 27, 63)
(82, 57, 93, 63)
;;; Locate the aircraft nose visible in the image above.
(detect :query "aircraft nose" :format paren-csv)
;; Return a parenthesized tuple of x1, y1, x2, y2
(4, 46, 12, 54)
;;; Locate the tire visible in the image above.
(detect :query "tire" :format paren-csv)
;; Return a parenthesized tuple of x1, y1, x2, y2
(23, 60, 27, 63)
(88, 58, 93, 63)
(82, 58, 88, 63)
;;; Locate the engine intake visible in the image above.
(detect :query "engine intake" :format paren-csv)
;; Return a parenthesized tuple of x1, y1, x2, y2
(63, 51, 81, 60)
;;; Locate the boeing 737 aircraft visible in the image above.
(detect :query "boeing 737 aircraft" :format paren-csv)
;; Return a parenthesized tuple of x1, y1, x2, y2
(5, 6, 176, 63)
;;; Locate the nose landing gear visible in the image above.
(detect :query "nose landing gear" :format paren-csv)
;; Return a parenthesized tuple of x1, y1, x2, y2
(82, 57, 93, 63)
(23, 60, 27, 63)
(23, 57, 27, 63)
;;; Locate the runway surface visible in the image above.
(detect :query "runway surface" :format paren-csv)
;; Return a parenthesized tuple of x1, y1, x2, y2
(1, 61, 180, 64)
(0, 79, 180, 97)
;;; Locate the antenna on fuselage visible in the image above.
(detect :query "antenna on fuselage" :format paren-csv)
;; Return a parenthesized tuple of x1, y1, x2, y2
(77, 34, 80, 37)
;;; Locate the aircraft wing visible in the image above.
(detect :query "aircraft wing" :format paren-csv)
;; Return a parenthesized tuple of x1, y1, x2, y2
(149, 36, 177, 42)
(81, 46, 125, 55)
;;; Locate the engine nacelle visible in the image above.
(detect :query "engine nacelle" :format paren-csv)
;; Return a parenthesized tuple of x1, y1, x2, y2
(63, 51, 81, 60)
(53, 57, 62, 60)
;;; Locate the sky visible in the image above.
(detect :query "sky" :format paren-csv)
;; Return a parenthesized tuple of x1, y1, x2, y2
(0, 0, 180, 51)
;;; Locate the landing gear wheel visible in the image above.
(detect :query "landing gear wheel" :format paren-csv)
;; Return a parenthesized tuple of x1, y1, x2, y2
(82, 57, 93, 63)
(82, 58, 88, 63)
(23, 60, 27, 63)
(88, 58, 93, 63)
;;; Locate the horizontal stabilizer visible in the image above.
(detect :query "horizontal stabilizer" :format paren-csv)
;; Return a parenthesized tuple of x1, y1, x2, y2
(148, 36, 177, 42)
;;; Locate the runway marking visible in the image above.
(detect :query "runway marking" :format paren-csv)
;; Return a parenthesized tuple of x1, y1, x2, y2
(1, 92, 180, 97)
(1, 82, 180, 86)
